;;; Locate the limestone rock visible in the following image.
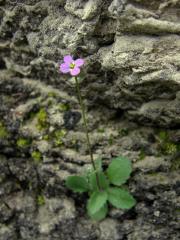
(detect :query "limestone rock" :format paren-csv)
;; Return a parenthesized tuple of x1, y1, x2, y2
(0, 0, 180, 239)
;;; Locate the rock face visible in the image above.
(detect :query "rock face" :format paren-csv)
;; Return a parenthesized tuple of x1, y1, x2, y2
(0, 0, 179, 240)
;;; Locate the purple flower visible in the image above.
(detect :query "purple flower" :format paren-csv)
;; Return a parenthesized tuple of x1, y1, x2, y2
(60, 55, 84, 76)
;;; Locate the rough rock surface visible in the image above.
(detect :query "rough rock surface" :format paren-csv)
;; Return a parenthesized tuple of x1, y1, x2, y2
(0, 0, 180, 239)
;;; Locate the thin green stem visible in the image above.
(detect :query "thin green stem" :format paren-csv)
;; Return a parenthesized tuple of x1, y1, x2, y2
(75, 76, 100, 190)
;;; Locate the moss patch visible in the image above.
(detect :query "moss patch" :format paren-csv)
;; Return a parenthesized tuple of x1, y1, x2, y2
(31, 151, 42, 164)
(138, 149, 146, 161)
(157, 130, 179, 155)
(36, 108, 49, 130)
(108, 134, 114, 145)
(119, 128, 129, 137)
(97, 128, 105, 133)
(171, 157, 180, 171)
(54, 129, 67, 146)
(17, 138, 31, 148)
(37, 195, 45, 206)
(58, 103, 70, 111)
(0, 121, 9, 139)
(47, 91, 57, 98)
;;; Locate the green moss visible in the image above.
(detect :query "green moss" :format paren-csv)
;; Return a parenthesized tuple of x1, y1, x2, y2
(148, 172, 166, 182)
(47, 100, 52, 106)
(54, 129, 67, 146)
(71, 137, 79, 151)
(41, 129, 67, 146)
(28, 181, 32, 190)
(28, 111, 36, 120)
(42, 134, 50, 141)
(37, 195, 45, 206)
(119, 128, 129, 137)
(148, 172, 158, 176)
(17, 138, 30, 148)
(36, 108, 49, 130)
(175, 208, 180, 213)
(31, 151, 42, 164)
(108, 134, 114, 145)
(163, 143, 177, 155)
(48, 91, 57, 98)
(37, 108, 47, 124)
(0, 122, 9, 139)
(97, 128, 105, 133)
(138, 149, 146, 161)
(157, 130, 179, 155)
(71, 137, 77, 145)
(158, 131, 169, 141)
(171, 157, 180, 171)
(58, 103, 70, 111)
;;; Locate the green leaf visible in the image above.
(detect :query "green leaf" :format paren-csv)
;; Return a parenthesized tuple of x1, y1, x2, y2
(87, 191, 108, 215)
(108, 187, 136, 209)
(89, 203, 108, 221)
(89, 171, 109, 191)
(107, 156, 132, 186)
(66, 176, 89, 193)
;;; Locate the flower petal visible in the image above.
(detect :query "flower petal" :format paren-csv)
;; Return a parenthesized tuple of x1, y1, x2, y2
(70, 67, 80, 76)
(74, 58, 84, 67)
(64, 55, 73, 64)
(60, 63, 70, 73)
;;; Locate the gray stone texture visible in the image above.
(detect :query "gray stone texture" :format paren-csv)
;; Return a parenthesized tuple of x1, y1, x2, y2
(0, 0, 180, 239)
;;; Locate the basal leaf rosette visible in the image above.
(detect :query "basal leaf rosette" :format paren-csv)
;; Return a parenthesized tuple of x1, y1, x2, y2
(65, 154, 136, 220)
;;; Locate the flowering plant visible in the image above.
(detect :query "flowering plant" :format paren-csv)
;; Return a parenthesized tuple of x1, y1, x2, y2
(59, 55, 136, 220)
(60, 55, 84, 76)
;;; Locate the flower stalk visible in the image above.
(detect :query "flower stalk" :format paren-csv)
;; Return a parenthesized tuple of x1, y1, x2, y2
(75, 77, 100, 190)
